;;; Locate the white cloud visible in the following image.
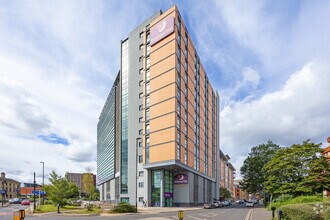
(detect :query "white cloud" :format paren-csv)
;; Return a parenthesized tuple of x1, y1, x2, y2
(221, 60, 330, 176)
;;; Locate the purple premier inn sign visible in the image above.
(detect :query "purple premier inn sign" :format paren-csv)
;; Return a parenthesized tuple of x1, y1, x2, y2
(150, 16, 174, 46)
(164, 192, 173, 198)
(174, 174, 188, 184)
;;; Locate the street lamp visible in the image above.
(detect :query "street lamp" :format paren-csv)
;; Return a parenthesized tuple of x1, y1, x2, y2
(40, 161, 44, 205)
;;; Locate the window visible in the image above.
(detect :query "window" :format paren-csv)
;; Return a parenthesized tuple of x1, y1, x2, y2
(146, 95, 150, 107)
(139, 171, 144, 177)
(146, 136, 150, 147)
(139, 92, 143, 98)
(139, 197, 144, 202)
(139, 80, 143, 86)
(177, 101, 181, 114)
(139, 182, 144, 188)
(146, 56, 150, 69)
(178, 17, 181, 32)
(178, 74, 181, 86)
(139, 117, 143, 123)
(177, 116, 180, 129)
(146, 122, 150, 133)
(146, 82, 150, 94)
(185, 33, 188, 46)
(184, 111, 188, 122)
(139, 44, 144, 50)
(146, 108, 150, 121)
(139, 105, 143, 111)
(177, 48, 181, 60)
(146, 69, 150, 81)
(178, 34, 181, 47)
(140, 32, 144, 38)
(139, 56, 143, 62)
(146, 33, 150, 43)
(139, 155, 143, 163)
(139, 68, 143, 75)
(177, 60, 181, 74)
(177, 87, 181, 100)
(139, 129, 143, 135)
(147, 43, 150, 55)
(138, 141, 142, 148)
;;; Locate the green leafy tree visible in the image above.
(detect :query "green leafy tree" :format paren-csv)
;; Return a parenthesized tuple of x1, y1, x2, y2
(240, 141, 280, 194)
(219, 187, 231, 199)
(82, 173, 96, 202)
(263, 140, 330, 197)
(44, 170, 79, 207)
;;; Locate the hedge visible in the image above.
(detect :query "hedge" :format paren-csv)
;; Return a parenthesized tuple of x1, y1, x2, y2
(112, 202, 137, 213)
(281, 202, 330, 220)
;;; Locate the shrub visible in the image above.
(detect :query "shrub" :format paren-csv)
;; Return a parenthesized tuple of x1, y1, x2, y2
(269, 195, 323, 209)
(113, 202, 137, 213)
(281, 204, 320, 220)
(274, 194, 293, 203)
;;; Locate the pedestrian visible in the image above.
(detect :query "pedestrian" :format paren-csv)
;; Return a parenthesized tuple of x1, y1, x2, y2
(143, 200, 146, 208)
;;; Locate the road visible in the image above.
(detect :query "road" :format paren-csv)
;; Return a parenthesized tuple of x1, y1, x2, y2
(0, 204, 253, 220)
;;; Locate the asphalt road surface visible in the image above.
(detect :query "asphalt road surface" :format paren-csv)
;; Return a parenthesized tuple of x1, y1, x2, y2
(0, 204, 253, 220)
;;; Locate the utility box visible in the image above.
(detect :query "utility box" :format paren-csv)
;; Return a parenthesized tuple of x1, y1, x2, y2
(13, 210, 25, 220)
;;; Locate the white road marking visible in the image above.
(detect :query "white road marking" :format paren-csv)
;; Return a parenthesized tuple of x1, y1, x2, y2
(211, 213, 219, 217)
(187, 215, 203, 220)
(172, 216, 178, 219)
(198, 213, 210, 217)
(245, 209, 253, 220)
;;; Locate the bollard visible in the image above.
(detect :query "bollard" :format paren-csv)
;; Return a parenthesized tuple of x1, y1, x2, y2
(271, 207, 276, 219)
(57, 204, 60, 213)
(278, 209, 282, 220)
(19, 209, 25, 220)
(178, 210, 184, 220)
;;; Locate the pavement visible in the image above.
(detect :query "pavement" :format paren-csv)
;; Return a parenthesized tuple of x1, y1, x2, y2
(99, 206, 202, 217)
(248, 207, 272, 220)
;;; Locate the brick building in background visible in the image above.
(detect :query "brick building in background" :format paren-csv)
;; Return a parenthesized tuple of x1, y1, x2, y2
(66, 173, 96, 195)
(0, 172, 20, 199)
(219, 150, 236, 198)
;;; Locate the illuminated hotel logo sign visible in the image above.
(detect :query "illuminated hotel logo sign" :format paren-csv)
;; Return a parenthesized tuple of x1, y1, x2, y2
(174, 174, 188, 184)
(150, 16, 174, 46)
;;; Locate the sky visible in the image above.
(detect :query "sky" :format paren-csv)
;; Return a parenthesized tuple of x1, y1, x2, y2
(1, 0, 330, 184)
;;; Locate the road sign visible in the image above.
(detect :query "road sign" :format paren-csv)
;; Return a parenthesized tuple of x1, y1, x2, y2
(0, 189, 6, 194)
(32, 190, 46, 195)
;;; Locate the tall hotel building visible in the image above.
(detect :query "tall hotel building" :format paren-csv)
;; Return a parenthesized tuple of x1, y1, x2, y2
(97, 5, 219, 207)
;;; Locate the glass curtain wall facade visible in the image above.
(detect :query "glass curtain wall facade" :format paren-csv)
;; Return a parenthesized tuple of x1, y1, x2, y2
(120, 40, 129, 195)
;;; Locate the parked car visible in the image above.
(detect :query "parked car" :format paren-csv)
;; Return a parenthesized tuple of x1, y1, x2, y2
(9, 199, 15, 204)
(236, 200, 245, 204)
(21, 199, 30, 205)
(217, 200, 224, 207)
(251, 199, 258, 204)
(223, 200, 231, 206)
(204, 203, 212, 209)
(210, 200, 220, 208)
(245, 201, 254, 207)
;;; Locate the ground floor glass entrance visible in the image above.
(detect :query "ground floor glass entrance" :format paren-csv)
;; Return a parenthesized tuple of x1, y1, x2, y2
(151, 170, 174, 207)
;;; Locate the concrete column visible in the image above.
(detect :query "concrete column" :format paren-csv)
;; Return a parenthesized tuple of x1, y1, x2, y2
(160, 170, 164, 207)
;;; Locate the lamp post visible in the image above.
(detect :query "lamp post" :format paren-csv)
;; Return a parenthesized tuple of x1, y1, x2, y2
(136, 137, 142, 210)
(40, 162, 44, 205)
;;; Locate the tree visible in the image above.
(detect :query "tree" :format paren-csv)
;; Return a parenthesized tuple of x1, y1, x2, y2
(263, 140, 330, 197)
(240, 141, 280, 194)
(82, 173, 96, 202)
(219, 187, 231, 199)
(44, 170, 79, 207)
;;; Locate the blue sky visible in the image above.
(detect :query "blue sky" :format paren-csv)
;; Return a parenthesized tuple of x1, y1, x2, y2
(1, 0, 330, 183)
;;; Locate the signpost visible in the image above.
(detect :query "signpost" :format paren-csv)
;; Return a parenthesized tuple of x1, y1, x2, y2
(0, 189, 6, 207)
(32, 190, 46, 208)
